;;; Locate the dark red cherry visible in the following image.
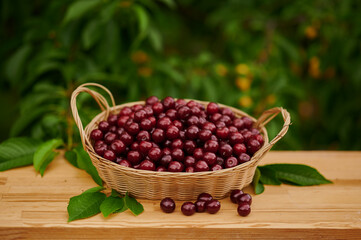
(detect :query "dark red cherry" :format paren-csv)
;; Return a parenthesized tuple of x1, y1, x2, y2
(157, 166, 167, 172)
(157, 117, 172, 130)
(197, 192, 213, 202)
(94, 143, 107, 156)
(216, 127, 229, 139)
(120, 132, 133, 145)
(177, 106, 191, 120)
(206, 102, 219, 115)
(117, 115, 130, 127)
(233, 118, 244, 130)
(184, 140, 196, 154)
(195, 200, 206, 212)
(103, 150, 116, 161)
(181, 202, 196, 216)
(110, 140, 126, 154)
(202, 122, 216, 133)
(198, 129, 212, 142)
(160, 197, 176, 213)
(225, 156, 238, 168)
(195, 160, 209, 172)
(247, 139, 261, 154)
(166, 109, 177, 120)
(140, 118, 153, 131)
(219, 144, 233, 158)
(193, 148, 204, 160)
(127, 151, 142, 165)
(139, 159, 156, 171)
(168, 161, 184, 172)
(107, 114, 118, 126)
(162, 96, 175, 110)
(184, 156, 196, 167)
(229, 132, 244, 145)
(171, 148, 184, 162)
(136, 130, 150, 142)
(237, 193, 252, 205)
(148, 147, 162, 162)
(159, 155, 172, 167)
(206, 199, 221, 214)
(171, 139, 183, 149)
(242, 117, 253, 129)
(104, 132, 117, 144)
(166, 125, 180, 139)
(98, 121, 110, 132)
(90, 129, 103, 141)
(152, 128, 165, 143)
(118, 159, 131, 167)
(152, 102, 164, 115)
(211, 164, 223, 171)
(237, 202, 251, 216)
(238, 153, 251, 164)
(203, 152, 216, 166)
(233, 143, 247, 156)
(204, 140, 219, 153)
(119, 107, 132, 116)
(186, 125, 200, 139)
(139, 141, 153, 155)
(146, 96, 159, 105)
(230, 189, 244, 204)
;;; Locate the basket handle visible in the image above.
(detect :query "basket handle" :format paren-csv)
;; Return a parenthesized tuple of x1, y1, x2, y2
(70, 83, 116, 149)
(254, 107, 291, 154)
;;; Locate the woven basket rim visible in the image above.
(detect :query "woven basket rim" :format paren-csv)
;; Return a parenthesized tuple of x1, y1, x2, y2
(83, 99, 270, 176)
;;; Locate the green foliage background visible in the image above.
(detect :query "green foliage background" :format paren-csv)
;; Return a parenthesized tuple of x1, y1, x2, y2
(1, 0, 361, 150)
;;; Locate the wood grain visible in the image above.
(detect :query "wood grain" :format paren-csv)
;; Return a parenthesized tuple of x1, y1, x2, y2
(0, 151, 360, 239)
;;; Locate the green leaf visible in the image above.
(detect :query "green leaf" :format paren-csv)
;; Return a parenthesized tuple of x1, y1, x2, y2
(74, 146, 103, 186)
(252, 168, 264, 194)
(258, 166, 282, 185)
(82, 186, 104, 194)
(38, 151, 59, 176)
(133, 5, 149, 36)
(124, 192, 144, 216)
(5, 44, 32, 84)
(10, 107, 53, 137)
(111, 189, 121, 197)
(100, 196, 126, 217)
(82, 19, 104, 49)
(63, 0, 102, 24)
(67, 191, 106, 222)
(263, 164, 333, 186)
(33, 139, 63, 176)
(65, 150, 78, 168)
(0, 137, 41, 171)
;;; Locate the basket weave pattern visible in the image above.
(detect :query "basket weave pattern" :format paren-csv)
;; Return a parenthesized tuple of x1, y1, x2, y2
(71, 83, 290, 200)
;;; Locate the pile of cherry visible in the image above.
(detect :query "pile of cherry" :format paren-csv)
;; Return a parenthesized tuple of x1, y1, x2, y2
(90, 96, 264, 172)
(160, 189, 252, 216)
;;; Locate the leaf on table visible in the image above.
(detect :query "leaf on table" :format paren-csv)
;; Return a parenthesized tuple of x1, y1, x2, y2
(63, 0, 102, 24)
(33, 138, 63, 176)
(64, 150, 79, 168)
(258, 166, 282, 185)
(124, 192, 144, 216)
(67, 191, 106, 222)
(252, 167, 265, 194)
(100, 196, 127, 217)
(74, 146, 103, 186)
(0, 137, 41, 171)
(263, 164, 333, 186)
(82, 186, 105, 195)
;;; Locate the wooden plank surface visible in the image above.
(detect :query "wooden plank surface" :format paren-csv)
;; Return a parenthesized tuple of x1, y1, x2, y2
(0, 151, 360, 239)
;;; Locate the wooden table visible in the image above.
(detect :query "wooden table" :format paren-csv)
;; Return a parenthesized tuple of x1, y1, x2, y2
(0, 151, 360, 239)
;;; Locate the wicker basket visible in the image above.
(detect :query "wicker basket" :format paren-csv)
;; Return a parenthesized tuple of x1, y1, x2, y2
(71, 83, 290, 200)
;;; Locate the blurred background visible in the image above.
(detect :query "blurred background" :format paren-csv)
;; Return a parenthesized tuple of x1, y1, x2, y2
(0, 0, 360, 150)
